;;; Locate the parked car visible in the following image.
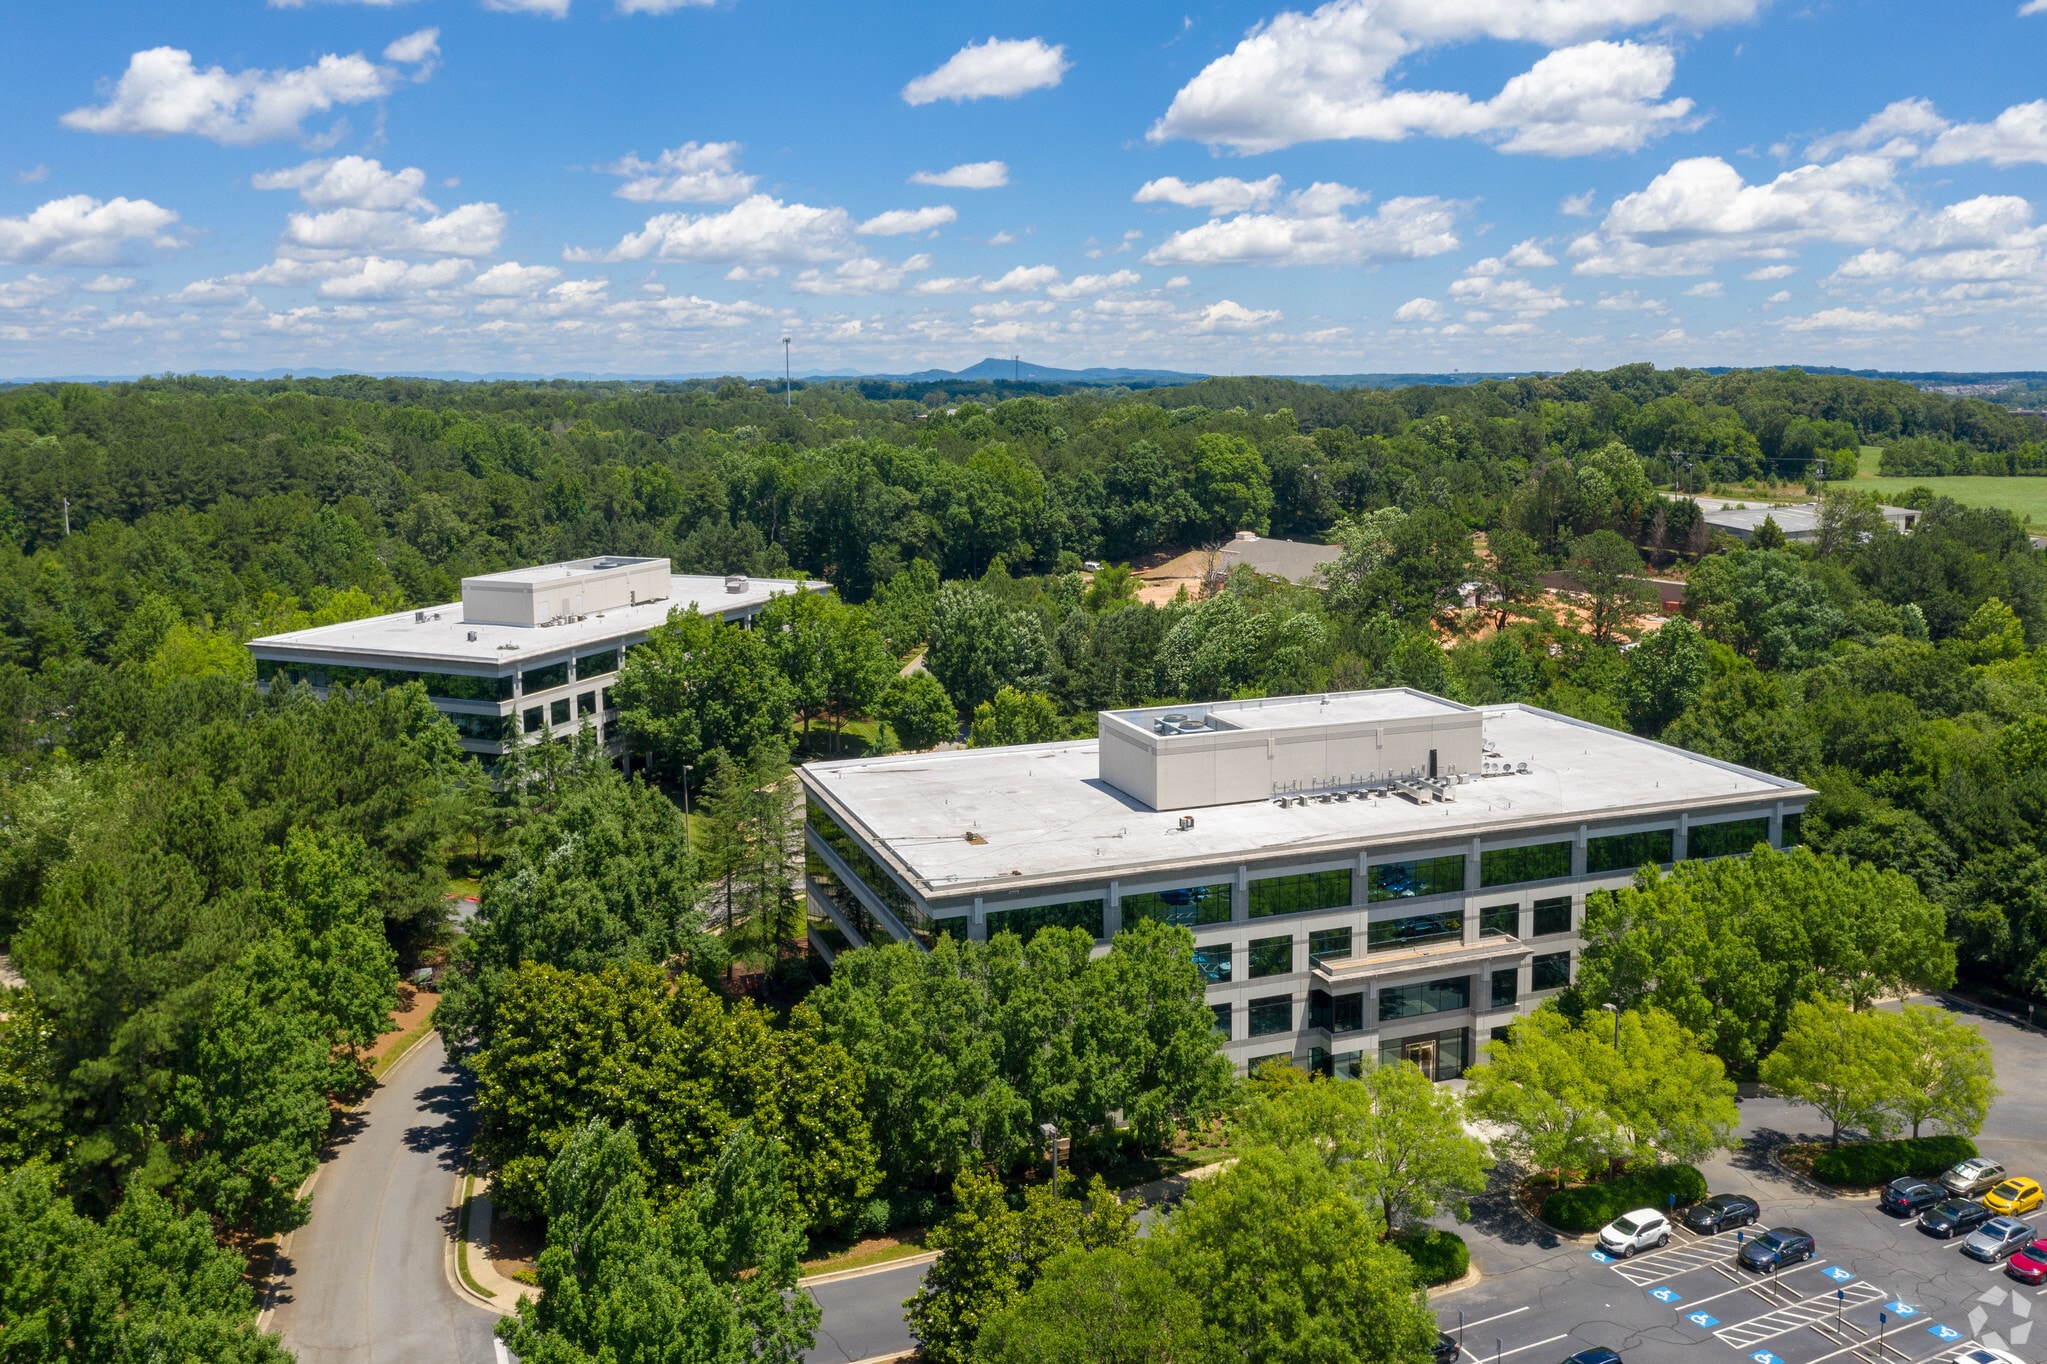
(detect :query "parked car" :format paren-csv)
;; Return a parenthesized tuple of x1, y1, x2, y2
(1962, 1218, 2037, 1263)
(1683, 1194, 1760, 1233)
(1596, 1208, 1670, 1258)
(1738, 1227, 1816, 1270)
(1983, 1177, 2044, 1216)
(2006, 1238, 2047, 1285)
(1941, 1157, 2007, 1198)
(1954, 1348, 2025, 1364)
(1433, 1331, 1459, 1363)
(1920, 1199, 1995, 1239)
(1561, 1351, 1624, 1364)
(1880, 1178, 1946, 1218)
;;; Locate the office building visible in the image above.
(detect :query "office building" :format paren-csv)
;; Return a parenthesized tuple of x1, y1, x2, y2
(799, 690, 1811, 1080)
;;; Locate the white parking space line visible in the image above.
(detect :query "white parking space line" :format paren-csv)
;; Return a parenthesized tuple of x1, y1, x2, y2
(1438, 1306, 1529, 1333)
(1671, 1259, 1834, 1311)
(1606, 1235, 1748, 1287)
(1461, 1334, 1567, 1362)
(1790, 1331, 1992, 1364)
(1714, 1279, 1886, 1349)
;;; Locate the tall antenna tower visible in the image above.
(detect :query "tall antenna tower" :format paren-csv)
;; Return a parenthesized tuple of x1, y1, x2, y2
(782, 336, 792, 408)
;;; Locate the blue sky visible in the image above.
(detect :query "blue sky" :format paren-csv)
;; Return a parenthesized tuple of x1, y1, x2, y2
(6, 0, 2047, 377)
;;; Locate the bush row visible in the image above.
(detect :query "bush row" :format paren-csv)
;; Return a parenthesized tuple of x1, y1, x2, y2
(1393, 1227, 1470, 1286)
(1542, 1165, 1709, 1233)
(1809, 1135, 1978, 1188)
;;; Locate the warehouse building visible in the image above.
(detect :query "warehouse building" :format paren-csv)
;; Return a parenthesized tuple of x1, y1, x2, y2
(249, 555, 821, 758)
(799, 690, 1811, 1080)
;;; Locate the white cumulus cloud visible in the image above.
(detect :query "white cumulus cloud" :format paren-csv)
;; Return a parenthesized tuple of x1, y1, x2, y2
(0, 194, 180, 265)
(902, 37, 1069, 105)
(858, 206, 958, 236)
(62, 41, 430, 145)
(471, 261, 563, 295)
(482, 0, 570, 16)
(1194, 299, 1281, 330)
(910, 161, 1010, 189)
(1135, 175, 1284, 214)
(1047, 269, 1141, 299)
(791, 254, 933, 296)
(256, 157, 507, 257)
(1781, 307, 1921, 332)
(316, 256, 473, 299)
(571, 195, 855, 265)
(1148, 0, 1754, 155)
(1394, 297, 1445, 322)
(605, 142, 756, 203)
(1145, 182, 1461, 267)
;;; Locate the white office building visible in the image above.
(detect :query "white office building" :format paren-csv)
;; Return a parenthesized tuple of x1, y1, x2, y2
(248, 555, 821, 759)
(799, 690, 1812, 1080)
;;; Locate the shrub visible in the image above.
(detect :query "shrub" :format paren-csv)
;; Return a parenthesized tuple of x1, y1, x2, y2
(1809, 1135, 1978, 1188)
(1392, 1227, 1469, 1285)
(1542, 1165, 1708, 1233)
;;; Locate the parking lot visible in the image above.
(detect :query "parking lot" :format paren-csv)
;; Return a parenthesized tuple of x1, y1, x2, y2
(1435, 998, 2047, 1364)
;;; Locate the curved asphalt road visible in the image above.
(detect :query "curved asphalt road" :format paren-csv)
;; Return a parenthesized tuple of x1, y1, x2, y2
(266, 1032, 502, 1364)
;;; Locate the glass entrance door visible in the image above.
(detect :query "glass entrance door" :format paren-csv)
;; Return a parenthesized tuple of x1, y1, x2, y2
(1400, 1036, 1439, 1081)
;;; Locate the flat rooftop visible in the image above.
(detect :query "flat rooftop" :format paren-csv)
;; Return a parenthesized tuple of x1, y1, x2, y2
(802, 704, 1810, 902)
(249, 572, 819, 669)
(1138, 692, 1469, 732)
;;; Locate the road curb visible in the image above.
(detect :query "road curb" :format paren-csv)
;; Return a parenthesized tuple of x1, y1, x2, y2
(800, 1249, 941, 1287)
(1427, 1263, 1484, 1297)
(1766, 1142, 1881, 1199)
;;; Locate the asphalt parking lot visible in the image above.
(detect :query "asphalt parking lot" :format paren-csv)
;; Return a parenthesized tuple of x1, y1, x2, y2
(1435, 997, 2047, 1364)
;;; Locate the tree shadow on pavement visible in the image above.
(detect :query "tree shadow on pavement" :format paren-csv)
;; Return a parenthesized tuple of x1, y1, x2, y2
(1464, 1164, 1563, 1250)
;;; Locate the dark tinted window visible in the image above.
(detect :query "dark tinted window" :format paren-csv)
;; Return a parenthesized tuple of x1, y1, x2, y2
(1308, 926, 1352, 963)
(1479, 903, 1519, 938)
(1479, 841, 1571, 887)
(1247, 996, 1292, 1037)
(1368, 911, 1463, 951)
(1586, 829, 1674, 875)
(574, 648, 619, 679)
(1532, 951, 1571, 990)
(1124, 883, 1233, 927)
(1690, 817, 1769, 859)
(1192, 944, 1232, 983)
(522, 661, 569, 692)
(1250, 869, 1351, 917)
(1249, 936, 1293, 977)
(1531, 896, 1573, 937)
(986, 898, 1105, 942)
(1378, 975, 1470, 1022)
(1368, 855, 1465, 901)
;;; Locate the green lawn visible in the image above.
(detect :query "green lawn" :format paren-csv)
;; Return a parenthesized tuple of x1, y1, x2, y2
(1853, 470, 2047, 528)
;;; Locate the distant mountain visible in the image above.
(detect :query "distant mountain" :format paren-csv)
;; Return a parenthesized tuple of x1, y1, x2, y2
(822, 357, 1211, 385)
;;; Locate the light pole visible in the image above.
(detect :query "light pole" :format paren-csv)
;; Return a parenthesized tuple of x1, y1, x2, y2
(781, 336, 792, 408)
(1603, 1001, 1619, 1049)
(1040, 1121, 1059, 1197)
(681, 763, 694, 859)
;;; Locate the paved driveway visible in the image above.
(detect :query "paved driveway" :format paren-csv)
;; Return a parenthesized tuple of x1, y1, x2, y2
(1436, 997, 2047, 1364)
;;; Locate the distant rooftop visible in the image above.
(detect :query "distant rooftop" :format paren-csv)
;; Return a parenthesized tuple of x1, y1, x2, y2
(1691, 498, 1918, 542)
(1213, 531, 1342, 587)
(801, 702, 1808, 903)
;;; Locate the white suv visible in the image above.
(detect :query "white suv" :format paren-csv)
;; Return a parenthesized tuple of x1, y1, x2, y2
(1598, 1208, 1671, 1257)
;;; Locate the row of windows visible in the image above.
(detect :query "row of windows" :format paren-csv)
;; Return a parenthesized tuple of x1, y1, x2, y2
(1477, 896, 1574, 939)
(1122, 883, 1232, 927)
(806, 803, 941, 947)
(1224, 956, 1570, 1046)
(985, 898, 1105, 941)
(258, 647, 624, 702)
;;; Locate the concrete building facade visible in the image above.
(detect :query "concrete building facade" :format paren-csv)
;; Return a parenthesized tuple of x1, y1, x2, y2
(248, 556, 821, 759)
(799, 690, 1812, 1080)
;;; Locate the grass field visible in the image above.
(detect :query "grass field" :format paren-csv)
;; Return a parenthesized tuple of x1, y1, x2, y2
(1853, 469, 2047, 528)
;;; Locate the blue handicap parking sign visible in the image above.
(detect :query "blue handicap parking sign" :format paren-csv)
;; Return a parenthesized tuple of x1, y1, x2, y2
(1588, 1250, 1614, 1263)
(1883, 1301, 1920, 1318)
(1928, 1324, 1963, 1342)
(1821, 1266, 1856, 1282)
(1685, 1312, 1720, 1329)
(1649, 1287, 1683, 1303)
(1750, 1351, 1786, 1364)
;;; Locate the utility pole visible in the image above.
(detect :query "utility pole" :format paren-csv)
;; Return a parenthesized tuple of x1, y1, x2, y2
(62, 497, 70, 537)
(781, 337, 792, 408)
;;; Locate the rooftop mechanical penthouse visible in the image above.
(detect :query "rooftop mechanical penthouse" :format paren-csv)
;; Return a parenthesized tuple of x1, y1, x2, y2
(248, 555, 822, 760)
(799, 689, 1813, 1080)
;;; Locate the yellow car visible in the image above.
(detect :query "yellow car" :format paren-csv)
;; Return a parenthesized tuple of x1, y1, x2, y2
(1985, 1177, 2044, 1216)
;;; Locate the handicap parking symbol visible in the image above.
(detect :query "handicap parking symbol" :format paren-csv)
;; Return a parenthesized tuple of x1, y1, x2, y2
(1750, 1351, 1786, 1364)
(1588, 1250, 1614, 1263)
(1927, 1324, 1963, 1343)
(1649, 1287, 1683, 1304)
(1685, 1311, 1720, 1329)
(1821, 1266, 1856, 1283)
(1883, 1301, 1920, 1318)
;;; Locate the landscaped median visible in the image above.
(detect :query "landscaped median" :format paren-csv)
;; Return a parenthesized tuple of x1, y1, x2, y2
(1524, 1164, 1709, 1235)
(1393, 1226, 1470, 1286)
(1775, 1134, 1978, 1189)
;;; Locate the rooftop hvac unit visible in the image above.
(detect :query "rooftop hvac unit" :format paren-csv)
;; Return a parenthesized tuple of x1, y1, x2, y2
(725, 574, 749, 593)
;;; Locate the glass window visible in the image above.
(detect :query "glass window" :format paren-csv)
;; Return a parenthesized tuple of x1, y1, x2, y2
(1309, 989, 1333, 1030)
(1332, 992, 1363, 1033)
(1248, 935, 1293, 978)
(1308, 926, 1353, 963)
(523, 706, 545, 734)
(1532, 951, 1572, 990)
(550, 697, 571, 726)
(1480, 841, 1572, 888)
(1309, 1045, 1330, 1075)
(1491, 968, 1518, 1009)
(1378, 1027, 1471, 1080)
(1586, 829, 1674, 875)
(1489, 1025, 1511, 1046)
(577, 690, 597, 717)
(1122, 883, 1233, 927)
(1368, 911, 1463, 952)
(601, 688, 614, 712)
(450, 712, 512, 742)
(574, 648, 619, 680)
(1211, 1003, 1231, 1038)
(805, 850, 880, 944)
(806, 803, 937, 946)
(986, 898, 1105, 943)
(1781, 812, 1802, 847)
(1331, 1049, 1364, 1079)
(1531, 896, 1573, 937)
(1689, 817, 1770, 860)
(1249, 869, 1351, 918)
(1378, 975, 1471, 1022)
(1247, 995, 1292, 1037)
(521, 661, 569, 692)
(417, 671, 516, 703)
(1479, 903, 1519, 939)
(1368, 854, 1466, 901)
(1193, 943, 1233, 983)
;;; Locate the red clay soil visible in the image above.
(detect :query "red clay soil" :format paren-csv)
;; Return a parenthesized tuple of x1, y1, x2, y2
(363, 985, 439, 1067)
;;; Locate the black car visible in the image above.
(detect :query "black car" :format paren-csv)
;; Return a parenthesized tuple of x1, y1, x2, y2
(1432, 1332, 1459, 1363)
(1920, 1199, 1994, 1239)
(1880, 1177, 1945, 1218)
(1561, 1351, 1624, 1364)
(1683, 1194, 1760, 1233)
(1738, 1227, 1816, 1270)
